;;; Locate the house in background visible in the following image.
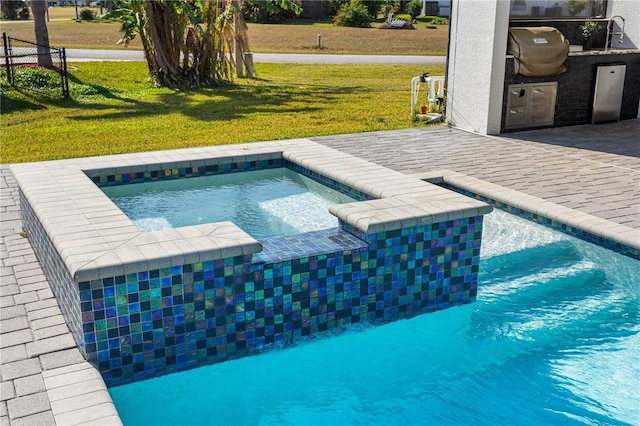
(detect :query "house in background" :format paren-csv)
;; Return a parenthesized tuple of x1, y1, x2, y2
(298, 0, 452, 19)
(436, 1, 450, 17)
(444, 0, 639, 135)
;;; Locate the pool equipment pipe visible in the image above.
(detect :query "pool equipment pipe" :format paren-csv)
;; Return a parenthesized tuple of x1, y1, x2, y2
(411, 73, 445, 118)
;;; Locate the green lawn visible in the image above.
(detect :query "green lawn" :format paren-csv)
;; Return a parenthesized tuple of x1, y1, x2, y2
(1, 62, 445, 163)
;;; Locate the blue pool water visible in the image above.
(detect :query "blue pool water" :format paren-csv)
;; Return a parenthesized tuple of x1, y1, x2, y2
(101, 168, 356, 239)
(109, 210, 640, 425)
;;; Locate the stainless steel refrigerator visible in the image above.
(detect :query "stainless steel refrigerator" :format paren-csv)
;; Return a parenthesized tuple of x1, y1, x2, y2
(592, 64, 626, 124)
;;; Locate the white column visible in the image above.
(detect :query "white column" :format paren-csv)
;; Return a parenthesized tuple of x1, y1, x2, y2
(445, 0, 511, 135)
(607, 0, 639, 118)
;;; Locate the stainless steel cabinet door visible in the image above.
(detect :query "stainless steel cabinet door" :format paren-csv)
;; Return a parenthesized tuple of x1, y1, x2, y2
(592, 64, 626, 124)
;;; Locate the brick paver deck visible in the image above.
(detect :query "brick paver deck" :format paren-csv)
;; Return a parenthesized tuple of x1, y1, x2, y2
(1, 120, 638, 425)
(312, 120, 640, 230)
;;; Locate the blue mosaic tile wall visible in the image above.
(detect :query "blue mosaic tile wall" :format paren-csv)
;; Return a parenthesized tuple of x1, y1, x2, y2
(253, 228, 368, 264)
(77, 217, 483, 387)
(19, 190, 85, 348)
(442, 184, 640, 261)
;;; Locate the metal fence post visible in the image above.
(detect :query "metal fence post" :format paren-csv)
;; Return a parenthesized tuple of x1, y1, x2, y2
(3, 32, 12, 85)
(61, 47, 69, 98)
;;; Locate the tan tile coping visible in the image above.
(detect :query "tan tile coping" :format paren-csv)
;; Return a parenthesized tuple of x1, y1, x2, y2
(43, 362, 122, 426)
(10, 140, 491, 282)
(413, 170, 640, 251)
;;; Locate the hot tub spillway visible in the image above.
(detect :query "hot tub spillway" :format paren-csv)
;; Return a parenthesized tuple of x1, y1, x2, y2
(10, 140, 491, 387)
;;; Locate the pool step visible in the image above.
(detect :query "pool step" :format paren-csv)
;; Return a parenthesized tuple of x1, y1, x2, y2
(472, 265, 633, 350)
(480, 264, 606, 305)
(479, 240, 582, 283)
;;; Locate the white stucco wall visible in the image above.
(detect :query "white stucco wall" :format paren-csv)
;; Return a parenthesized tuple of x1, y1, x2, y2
(445, 0, 511, 135)
(607, 0, 639, 117)
(607, 0, 639, 50)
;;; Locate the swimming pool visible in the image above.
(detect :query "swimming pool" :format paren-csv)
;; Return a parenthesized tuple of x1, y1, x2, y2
(109, 209, 640, 425)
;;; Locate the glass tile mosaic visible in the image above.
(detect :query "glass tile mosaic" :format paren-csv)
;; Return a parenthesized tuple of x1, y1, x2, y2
(253, 228, 368, 264)
(73, 216, 483, 387)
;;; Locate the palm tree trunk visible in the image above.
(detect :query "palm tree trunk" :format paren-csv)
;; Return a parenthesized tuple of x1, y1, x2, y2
(144, 1, 182, 87)
(125, 0, 250, 88)
(29, 0, 53, 68)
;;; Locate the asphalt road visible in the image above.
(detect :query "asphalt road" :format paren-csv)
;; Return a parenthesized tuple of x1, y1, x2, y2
(64, 49, 446, 65)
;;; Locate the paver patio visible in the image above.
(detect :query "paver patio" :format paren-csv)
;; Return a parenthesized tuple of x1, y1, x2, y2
(1, 121, 638, 425)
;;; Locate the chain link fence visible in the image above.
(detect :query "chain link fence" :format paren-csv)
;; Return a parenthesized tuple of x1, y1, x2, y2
(2, 32, 69, 98)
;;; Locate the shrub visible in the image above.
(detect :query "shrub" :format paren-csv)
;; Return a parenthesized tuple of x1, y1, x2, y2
(330, 0, 389, 18)
(333, 0, 372, 28)
(79, 7, 96, 20)
(430, 16, 448, 25)
(405, 0, 423, 19)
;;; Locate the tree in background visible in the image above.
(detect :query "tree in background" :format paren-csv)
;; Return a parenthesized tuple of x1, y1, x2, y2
(107, 0, 247, 88)
(29, 0, 53, 67)
(242, 0, 302, 23)
(333, 0, 371, 27)
(330, 0, 397, 19)
(108, 0, 300, 88)
(405, 0, 422, 19)
(1, 0, 30, 20)
(96, 0, 117, 13)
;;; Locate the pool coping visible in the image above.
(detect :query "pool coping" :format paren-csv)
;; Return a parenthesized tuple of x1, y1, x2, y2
(412, 169, 640, 253)
(10, 139, 491, 283)
(43, 362, 122, 425)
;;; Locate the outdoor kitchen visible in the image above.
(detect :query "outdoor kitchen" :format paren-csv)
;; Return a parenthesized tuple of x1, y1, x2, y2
(443, 0, 639, 135)
(502, 12, 640, 132)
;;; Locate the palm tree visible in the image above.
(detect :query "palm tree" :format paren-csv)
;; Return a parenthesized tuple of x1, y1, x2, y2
(108, 0, 300, 88)
(29, 0, 53, 67)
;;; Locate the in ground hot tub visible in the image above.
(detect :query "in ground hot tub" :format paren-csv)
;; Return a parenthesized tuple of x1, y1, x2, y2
(99, 166, 359, 238)
(11, 140, 492, 386)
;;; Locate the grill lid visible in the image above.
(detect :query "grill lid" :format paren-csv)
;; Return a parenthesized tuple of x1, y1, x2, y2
(508, 27, 569, 77)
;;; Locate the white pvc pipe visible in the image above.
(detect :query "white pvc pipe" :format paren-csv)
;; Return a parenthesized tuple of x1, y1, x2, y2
(411, 76, 422, 117)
